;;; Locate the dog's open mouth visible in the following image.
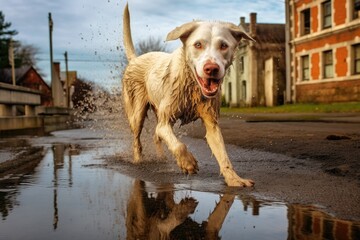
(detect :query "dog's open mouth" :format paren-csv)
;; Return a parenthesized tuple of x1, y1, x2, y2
(195, 73, 222, 98)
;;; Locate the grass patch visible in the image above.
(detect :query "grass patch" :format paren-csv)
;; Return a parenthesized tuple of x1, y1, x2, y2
(221, 102, 360, 114)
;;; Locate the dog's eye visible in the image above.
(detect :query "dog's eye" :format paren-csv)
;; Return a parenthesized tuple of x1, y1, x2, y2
(194, 42, 202, 49)
(220, 42, 228, 50)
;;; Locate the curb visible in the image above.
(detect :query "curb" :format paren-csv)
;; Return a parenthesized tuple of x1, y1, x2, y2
(220, 113, 360, 123)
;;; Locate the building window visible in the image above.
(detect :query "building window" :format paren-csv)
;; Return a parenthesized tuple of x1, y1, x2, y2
(323, 50, 333, 78)
(301, 55, 309, 81)
(354, 0, 360, 19)
(301, 214, 313, 235)
(239, 56, 244, 73)
(322, 1, 332, 29)
(241, 80, 247, 100)
(301, 8, 311, 35)
(353, 44, 360, 75)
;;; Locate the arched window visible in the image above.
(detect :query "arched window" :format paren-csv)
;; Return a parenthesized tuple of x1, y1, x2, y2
(241, 80, 246, 101)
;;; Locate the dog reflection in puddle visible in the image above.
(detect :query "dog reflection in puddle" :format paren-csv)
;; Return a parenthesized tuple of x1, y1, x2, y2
(126, 180, 236, 239)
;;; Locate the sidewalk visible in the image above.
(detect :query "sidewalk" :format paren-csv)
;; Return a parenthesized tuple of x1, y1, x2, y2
(221, 112, 360, 123)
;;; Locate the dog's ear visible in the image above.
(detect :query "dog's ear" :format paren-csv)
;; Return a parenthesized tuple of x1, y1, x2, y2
(166, 22, 199, 42)
(226, 23, 255, 43)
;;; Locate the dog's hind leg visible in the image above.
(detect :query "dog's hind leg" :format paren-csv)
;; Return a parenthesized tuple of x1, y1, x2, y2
(128, 103, 149, 163)
(153, 134, 166, 161)
(151, 111, 167, 161)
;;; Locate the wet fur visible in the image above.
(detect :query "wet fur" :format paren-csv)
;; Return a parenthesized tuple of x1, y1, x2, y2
(121, 4, 254, 187)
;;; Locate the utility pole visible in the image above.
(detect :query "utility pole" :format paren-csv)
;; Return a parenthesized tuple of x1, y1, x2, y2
(64, 51, 70, 108)
(8, 39, 16, 85)
(48, 12, 55, 104)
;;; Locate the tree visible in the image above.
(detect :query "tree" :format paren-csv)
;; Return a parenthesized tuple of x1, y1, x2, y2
(72, 77, 95, 112)
(14, 42, 40, 67)
(0, 11, 40, 70)
(136, 36, 167, 55)
(0, 11, 17, 38)
(120, 36, 167, 77)
(0, 11, 18, 68)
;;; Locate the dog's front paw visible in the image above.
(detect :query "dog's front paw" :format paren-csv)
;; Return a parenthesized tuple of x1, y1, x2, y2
(177, 151, 199, 174)
(226, 177, 254, 187)
(223, 169, 254, 187)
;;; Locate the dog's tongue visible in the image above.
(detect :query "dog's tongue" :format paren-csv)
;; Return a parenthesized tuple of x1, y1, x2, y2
(205, 78, 219, 92)
(196, 74, 221, 97)
(205, 78, 211, 88)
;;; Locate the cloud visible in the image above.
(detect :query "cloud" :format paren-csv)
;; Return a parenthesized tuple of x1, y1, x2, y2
(0, 0, 284, 88)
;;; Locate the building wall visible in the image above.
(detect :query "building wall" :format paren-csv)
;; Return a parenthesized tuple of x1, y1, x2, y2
(290, 0, 360, 103)
(238, 49, 250, 105)
(296, 79, 360, 102)
(223, 46, 251, 107)
(223, 33, 286, 107)
(254, 45, 286, 106)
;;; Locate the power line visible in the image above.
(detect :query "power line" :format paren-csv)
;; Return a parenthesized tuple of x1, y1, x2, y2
(0, 54, 121, 63)
(36, 58, 120, 63)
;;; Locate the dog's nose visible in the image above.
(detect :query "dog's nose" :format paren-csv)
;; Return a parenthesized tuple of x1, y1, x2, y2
(203, 63, 220, 77)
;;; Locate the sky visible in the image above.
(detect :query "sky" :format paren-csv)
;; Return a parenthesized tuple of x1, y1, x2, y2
(1, 0, 285, 90)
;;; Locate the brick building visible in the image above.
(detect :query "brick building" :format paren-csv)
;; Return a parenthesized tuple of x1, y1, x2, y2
(286, 0, 360, 103)
(288, 204, 360, 239)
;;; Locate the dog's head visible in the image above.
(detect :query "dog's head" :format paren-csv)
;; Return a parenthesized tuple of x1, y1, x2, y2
(167, 21, 254, 98)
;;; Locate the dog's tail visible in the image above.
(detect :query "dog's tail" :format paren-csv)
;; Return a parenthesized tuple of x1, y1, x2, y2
(123, 3, 136, 61)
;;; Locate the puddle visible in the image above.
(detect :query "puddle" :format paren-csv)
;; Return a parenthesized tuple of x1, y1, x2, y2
(1, 139, 360, 239)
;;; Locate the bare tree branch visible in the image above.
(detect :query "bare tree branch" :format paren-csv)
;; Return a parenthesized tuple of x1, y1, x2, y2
(136, 36, 167, 55)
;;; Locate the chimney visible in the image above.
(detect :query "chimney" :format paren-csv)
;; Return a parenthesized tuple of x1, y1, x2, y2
(250, 12, 257, 36)
(53, 62, 61, 79)
(240, 17, 246, 28)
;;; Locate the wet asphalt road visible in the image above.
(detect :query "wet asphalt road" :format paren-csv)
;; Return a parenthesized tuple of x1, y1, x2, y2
(1, 115, 360, 239)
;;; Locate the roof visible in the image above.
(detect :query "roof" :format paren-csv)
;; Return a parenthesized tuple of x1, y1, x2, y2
(0, 66, 32, 84)
(241, 23, 285, 44)
(0, 65, 51, 90)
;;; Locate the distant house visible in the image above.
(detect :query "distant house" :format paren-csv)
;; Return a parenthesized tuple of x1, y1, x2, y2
(286, 0, 360, 103)
(222, 13, 286, 107)
(60, 70, 77, 87)
(0, 66, 52, 106)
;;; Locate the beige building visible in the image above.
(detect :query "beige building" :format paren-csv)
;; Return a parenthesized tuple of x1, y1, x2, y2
(223, 13, 286, 107)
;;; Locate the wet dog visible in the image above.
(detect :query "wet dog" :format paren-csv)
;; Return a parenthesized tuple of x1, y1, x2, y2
(121, 3, 254, 187)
